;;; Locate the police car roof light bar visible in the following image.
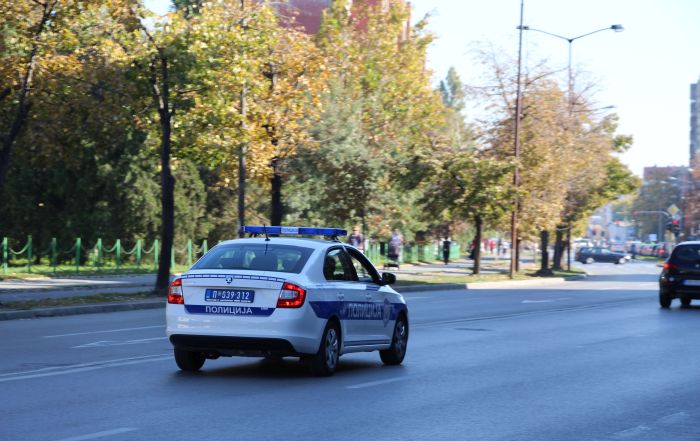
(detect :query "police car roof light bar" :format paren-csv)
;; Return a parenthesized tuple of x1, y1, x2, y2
(240, 226, 348, 238)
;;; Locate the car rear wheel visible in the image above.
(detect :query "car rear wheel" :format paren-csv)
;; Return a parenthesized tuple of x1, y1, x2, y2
(308, 321, 340, 377)
(585, 257, 594, 264)
(659, 290, 672, 308)
(174, 349, 205, 372)
(380, 314, 408, 366)
(681, 297, 692, 307)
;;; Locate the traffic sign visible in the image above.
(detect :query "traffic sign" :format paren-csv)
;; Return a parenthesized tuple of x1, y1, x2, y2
(667, 204, 680, 217)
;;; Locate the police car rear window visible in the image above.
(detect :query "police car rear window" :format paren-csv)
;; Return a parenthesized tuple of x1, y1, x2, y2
(192, 244, 314, 273)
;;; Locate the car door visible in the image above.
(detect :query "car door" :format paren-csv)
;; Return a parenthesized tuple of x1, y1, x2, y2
(344, 247, 392, 346)
(322, 247, 365, 345)
(598, 248, 613, 262)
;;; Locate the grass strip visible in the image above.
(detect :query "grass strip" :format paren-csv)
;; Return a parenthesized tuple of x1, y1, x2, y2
(0, 292, 161, 311)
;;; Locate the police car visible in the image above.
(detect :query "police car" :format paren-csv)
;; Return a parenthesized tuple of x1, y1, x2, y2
(166, 226, 409, 376)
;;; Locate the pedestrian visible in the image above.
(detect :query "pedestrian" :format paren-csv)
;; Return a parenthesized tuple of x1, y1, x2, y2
(348, 226, 364, 251)
(489, 239, 496, 254)
(468, 239, 477, 260)
(497, 238, 503, 256)
(630, 243, 637, 260)
(442, 237, 451, 265)
(387, 229, 403, 268)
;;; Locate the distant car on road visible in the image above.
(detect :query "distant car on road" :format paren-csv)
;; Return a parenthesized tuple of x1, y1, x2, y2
(658, 241, 700, 308)
(575, 247, 629, 264)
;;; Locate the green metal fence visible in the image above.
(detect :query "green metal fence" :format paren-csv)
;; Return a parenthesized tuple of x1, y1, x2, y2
(1, 236, 460, 276)
(364, 241, 462, 267)
(1, 236, 209, 276)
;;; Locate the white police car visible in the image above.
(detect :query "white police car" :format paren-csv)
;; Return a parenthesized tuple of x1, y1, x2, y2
(166, 226, 408, 376)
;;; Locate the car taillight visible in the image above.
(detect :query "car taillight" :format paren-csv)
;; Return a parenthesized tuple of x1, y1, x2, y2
(663, 262, 678, 271)
(277, 282, 306, 308)
(168, 278, 184, 304)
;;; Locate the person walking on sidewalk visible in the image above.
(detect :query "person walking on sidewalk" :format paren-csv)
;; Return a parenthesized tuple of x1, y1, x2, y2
(442, 237, 451, 265)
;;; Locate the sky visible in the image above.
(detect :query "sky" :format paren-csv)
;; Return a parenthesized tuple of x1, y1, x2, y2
(144, 0, 700, 177)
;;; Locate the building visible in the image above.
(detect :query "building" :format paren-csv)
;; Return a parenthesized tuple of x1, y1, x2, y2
(692, 79, 699, 160)
(277, 0, 409, 36)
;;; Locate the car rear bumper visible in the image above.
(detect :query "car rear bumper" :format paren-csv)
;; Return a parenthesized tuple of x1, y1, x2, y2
(660, 280, 700, 298)
(169, 334, 299, 357)
(165, 304, 323, 355)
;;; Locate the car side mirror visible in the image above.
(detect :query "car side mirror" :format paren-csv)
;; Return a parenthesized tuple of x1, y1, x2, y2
(381, 272, 396, 286)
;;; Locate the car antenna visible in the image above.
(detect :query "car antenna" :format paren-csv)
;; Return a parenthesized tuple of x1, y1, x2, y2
(263, 225, 270, 254)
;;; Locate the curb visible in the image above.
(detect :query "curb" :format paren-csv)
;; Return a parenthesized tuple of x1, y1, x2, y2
(395, 275, 586, 293)
(0, 299, 164, 321)
(0, 283, 153, 294)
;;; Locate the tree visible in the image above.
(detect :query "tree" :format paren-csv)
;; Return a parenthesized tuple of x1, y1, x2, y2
(0, 1, 78, 198)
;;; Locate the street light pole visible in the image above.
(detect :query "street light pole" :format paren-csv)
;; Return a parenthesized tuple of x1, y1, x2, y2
(509, 0, 525, 279)
(517, 24, 623, 110)
(515, 22, 623, 271)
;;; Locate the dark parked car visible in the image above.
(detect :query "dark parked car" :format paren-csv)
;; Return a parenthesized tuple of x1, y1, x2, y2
(575, 247, 628, 264)
(659, 241, 700, 308)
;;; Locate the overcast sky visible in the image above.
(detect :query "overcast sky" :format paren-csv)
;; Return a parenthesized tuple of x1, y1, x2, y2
(145, 0, 700, 176)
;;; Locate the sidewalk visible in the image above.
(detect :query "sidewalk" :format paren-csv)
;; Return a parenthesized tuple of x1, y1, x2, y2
(0, 255, 576, 320)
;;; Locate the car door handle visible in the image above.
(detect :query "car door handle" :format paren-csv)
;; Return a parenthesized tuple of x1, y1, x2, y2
(337, 293, 345, 300)
(365, 294, 373, 300)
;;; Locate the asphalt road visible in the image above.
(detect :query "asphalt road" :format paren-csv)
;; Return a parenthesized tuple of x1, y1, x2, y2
(1, 261, 699, 441)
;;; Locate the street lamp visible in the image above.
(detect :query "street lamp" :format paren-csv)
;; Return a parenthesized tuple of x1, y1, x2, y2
(516, 24, 623, 109)
(515, 22, 622, 271)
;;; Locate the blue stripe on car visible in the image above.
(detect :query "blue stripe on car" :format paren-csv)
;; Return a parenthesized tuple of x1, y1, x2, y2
(185, 305, 275, 316)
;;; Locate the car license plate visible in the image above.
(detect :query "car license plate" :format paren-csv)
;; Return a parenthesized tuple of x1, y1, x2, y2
(205, 289, 255, 303)
(683, 280, 700, 286)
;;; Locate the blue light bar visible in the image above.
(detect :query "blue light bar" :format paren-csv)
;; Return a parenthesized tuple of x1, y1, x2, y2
(240, 226, 347, 237)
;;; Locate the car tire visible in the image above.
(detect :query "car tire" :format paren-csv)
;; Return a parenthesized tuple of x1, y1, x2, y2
(380, 314, 409, 366)
(681, 297, 692, 308)
(659, 290, 672, 308)
(618, 257, 626, 264)
(308, 321, 340, 377)
(585, 257, 594, 264)
(174, 349, 205, 372)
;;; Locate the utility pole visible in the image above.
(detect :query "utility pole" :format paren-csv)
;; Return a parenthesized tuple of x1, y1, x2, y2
(509, 0, 525, 278)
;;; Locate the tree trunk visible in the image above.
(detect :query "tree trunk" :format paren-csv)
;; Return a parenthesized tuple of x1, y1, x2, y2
(552, 226, 565, 270)
(0, 2, 52, 194)
(472, 214, 483, 275)
(270, 157, 282, 226)
(154, 56, 175, 296)
(237, 85, 247, 237)
(538, 230, 552, 275)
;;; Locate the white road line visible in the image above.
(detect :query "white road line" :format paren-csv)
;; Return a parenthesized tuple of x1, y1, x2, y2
(54, 428, 138, 441)
(347, 377, 407, 389)
(72, 337, 167, 349)
(44, 325, 163, 338)
(613, 425, 651, 438)
(0, 354, 171, 383)
(522, 298, 572, 304)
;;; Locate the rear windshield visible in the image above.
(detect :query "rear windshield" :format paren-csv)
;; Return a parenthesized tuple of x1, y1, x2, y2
(670, 245, 700, 266)
(192, 243, 314, 273)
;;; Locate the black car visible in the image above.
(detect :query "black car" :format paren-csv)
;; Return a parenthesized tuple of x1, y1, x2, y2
(575, 247, 628, 264)
(659, 241, 700, 308)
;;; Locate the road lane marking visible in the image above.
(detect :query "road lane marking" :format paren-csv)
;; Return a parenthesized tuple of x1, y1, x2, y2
(347, 377, 407, 389)
(413, 298, 645, 329)
(72, 337, 167, 348)
(522, 297, 572, 303)
(54, 428, 138, 441)
(613, 425, 651, 438)
(658, 411, 690, 424)
(0, 354, 171, 383)
(44, 325, 163, 338)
